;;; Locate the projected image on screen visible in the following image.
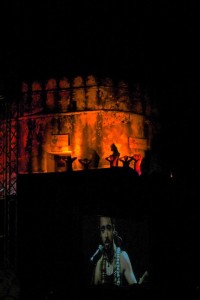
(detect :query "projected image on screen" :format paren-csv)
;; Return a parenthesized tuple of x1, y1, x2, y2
(82, 214, 151, 288)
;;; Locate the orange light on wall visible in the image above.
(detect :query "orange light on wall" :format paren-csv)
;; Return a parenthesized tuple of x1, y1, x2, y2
(17, 75, 156, 174)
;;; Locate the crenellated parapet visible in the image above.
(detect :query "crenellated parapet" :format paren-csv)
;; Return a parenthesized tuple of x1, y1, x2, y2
(19, 75, 154, 117)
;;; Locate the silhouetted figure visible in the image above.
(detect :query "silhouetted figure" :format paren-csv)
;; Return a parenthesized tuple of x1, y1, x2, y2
(55, 156, 66, 172)
(64, 156, 77, 172)
(90, 150, 100, 168)
(119, 155, 135, 168)
(105, 144, 120, 168)
(78, 158, 92, 170)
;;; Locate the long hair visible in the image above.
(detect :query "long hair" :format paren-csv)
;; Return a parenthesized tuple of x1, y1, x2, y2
(111, 143, 120, 156)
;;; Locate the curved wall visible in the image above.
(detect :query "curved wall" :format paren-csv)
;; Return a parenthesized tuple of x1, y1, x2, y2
(18, 75, 155, 173)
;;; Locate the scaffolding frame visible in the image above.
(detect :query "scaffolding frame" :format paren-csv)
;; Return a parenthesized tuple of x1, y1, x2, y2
(0, 99, 18, 270)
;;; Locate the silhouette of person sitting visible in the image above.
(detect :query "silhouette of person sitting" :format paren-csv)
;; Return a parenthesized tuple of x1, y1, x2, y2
(119, 155, 135, 168)
(78, 158, 92, 170)
(64, 156, 77, 172)
(105, 144, 120, 168)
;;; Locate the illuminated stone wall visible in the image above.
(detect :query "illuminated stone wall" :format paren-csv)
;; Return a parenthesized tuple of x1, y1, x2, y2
(18, 75, 156, 173)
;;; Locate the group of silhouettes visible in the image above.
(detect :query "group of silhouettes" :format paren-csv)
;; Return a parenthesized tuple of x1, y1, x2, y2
(105, 143, 141, 169)
(63, 143, 141, 172)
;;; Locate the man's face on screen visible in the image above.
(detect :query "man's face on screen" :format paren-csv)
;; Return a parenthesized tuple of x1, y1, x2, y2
(99, 217, 114, 251)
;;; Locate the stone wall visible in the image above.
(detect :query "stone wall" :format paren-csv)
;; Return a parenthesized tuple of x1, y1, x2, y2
(17, 75, 156, 173)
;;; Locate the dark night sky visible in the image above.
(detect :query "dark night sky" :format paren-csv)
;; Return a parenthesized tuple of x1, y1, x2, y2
(1, 0, 199, 173)
(1, 2, 199, 291)
(1, 1, 197, 80)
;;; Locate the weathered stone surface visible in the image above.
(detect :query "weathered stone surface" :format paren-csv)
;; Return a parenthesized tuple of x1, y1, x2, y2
(16, 75, 157, 173)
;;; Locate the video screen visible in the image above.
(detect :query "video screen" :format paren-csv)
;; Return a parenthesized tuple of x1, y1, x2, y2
(81, 214, 152, 289)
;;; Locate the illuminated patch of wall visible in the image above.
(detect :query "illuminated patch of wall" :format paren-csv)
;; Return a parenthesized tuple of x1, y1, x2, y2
(17, 75, 156, 173)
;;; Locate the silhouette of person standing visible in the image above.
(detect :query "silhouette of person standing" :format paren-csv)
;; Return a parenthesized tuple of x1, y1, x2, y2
(90, 150, 100, 168)
(105, 144, 120, 168)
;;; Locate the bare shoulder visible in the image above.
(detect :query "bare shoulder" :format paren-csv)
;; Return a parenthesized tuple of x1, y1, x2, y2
(120, 250, 130, 260)
(120, 250, 132, 267)
(120, 250, 137, 284)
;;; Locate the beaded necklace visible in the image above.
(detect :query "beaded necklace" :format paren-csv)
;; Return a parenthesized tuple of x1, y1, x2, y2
(100, 246, 121, 286)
